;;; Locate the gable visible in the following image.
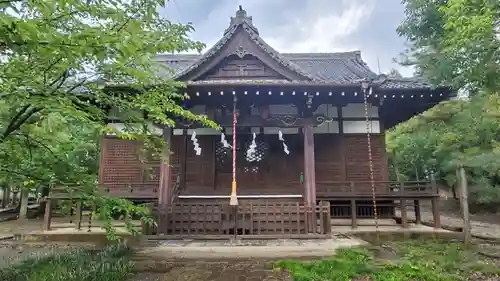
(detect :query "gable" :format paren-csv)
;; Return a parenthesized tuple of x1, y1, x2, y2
(197, 54, 287, 80)
(177, 25, 312, 82)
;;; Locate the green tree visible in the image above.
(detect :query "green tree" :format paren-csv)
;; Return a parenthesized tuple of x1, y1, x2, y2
(398, 0, 500, 93)
(386, 93, 500, 211)
(0, 0, 216, 235)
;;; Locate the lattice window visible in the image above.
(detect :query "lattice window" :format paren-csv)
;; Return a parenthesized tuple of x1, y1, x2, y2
(215, 142, 232, 172)
(242, 139, 268, 173)
(215, 137, 269, 173)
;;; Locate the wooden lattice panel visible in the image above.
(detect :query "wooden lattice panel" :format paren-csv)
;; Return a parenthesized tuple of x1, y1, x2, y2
(99, 137, 161, 197)
(314, 135, 345, 182)
(343, 134, 389, 190)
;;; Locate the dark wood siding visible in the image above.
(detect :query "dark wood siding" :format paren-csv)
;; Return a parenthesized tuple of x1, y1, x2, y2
(99, 133, 389, 196)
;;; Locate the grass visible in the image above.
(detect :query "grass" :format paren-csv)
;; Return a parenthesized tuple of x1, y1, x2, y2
(0, 245, 135, 281)
(276, 239, 500, 281)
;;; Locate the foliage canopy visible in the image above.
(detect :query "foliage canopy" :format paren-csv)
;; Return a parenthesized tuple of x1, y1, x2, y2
(0, 0, 215, 234)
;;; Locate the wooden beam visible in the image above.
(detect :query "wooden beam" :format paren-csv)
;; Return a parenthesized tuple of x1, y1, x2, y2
(178, 114, 379, 129)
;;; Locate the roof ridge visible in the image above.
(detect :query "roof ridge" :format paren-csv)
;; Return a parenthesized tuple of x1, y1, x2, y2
(283, 51, 361, 58)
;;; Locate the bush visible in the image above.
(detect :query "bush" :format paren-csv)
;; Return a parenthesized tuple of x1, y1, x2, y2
(0, 245, 134, 281)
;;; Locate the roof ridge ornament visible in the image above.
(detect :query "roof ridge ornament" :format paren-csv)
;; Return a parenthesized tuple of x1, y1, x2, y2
(224, 5, 259, 35)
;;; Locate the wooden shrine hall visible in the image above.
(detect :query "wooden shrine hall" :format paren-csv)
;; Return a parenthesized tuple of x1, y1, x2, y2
(94, 6, 452, 238)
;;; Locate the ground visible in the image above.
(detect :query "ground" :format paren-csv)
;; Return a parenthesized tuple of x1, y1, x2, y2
(131, 260, 292, 281)
(0, 200, 499, 280)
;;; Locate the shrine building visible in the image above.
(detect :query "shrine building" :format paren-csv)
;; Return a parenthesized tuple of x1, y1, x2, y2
(70, 6, 451, 237)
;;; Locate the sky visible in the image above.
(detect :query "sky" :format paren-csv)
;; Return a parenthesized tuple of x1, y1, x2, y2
(159, 0, 414, 77)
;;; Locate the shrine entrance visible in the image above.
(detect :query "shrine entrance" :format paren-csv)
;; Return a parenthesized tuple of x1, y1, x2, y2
(214, 129, 304, 196)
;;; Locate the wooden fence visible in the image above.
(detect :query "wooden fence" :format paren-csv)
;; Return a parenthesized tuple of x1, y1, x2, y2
(146, 201, 331, 239)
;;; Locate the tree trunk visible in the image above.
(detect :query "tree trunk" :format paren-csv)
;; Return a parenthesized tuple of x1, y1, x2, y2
(18, 189, 29, 220)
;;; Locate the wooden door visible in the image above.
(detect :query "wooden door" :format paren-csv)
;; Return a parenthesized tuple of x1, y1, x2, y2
(214, 133, 303, 195)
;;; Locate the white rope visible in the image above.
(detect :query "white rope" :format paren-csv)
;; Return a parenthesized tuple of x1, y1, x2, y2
(191, 131, 201, 155)
(278, 130, 290, 155)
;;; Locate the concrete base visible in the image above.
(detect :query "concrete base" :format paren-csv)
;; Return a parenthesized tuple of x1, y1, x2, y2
(138, 238, 368, 259)
(331, 218, 398, 226)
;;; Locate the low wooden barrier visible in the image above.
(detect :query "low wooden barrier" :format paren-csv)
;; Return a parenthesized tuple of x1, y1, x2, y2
(147, 201, 331, 239)
(316, 180, 438, 199)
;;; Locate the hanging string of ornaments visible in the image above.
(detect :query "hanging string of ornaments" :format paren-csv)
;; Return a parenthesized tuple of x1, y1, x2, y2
(191, 90, 444, 99)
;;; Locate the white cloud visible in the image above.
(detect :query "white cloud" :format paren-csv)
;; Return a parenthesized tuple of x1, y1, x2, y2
(266, 1, 374, 53)
(159, 0, 416, 77)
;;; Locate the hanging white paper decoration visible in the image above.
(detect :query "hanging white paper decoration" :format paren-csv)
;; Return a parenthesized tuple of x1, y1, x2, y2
(278, 130, 290, 155)
(220, 133, 232, 148)
(191, 131, 201, 155)
(246, 132, 257, 160)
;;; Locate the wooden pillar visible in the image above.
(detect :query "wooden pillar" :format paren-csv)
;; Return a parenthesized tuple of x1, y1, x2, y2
(74, 200, 83, 230)
(43, 198, 52, 231)
(430, 174, 441, 229)
(158, 127, 173, 207)
(303, 122, 316, 205)
(337, 106, 347, 181)
(1, 187, 10, 208)
(212, 136, 217, 190)
(399, 182, 408, 228)
(350, 199, 357, 228)
(413, 200, 422, 224)
(18, 189, 29, 220)
(180, 129, 188, 190)
(303, 122, 316, 233)
(458, 166, 471, 244)
(158, 127, 172, 233)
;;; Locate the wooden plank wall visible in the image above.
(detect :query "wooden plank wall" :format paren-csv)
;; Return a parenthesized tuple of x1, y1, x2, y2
(315, 134, 389, 192)
(99, 137, 160, 194)
(99, 136, 182, 197)
(99, 133, 389, 197)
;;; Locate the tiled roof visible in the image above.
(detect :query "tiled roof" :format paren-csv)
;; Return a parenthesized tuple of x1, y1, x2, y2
(153, 7, 441, 90)
(155, 53, 439, 90)
(155, 52, 377, 84)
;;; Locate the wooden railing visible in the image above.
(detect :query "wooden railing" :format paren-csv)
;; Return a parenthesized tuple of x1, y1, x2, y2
(150, 201, 331, 238)
(316, 181, 438, 198)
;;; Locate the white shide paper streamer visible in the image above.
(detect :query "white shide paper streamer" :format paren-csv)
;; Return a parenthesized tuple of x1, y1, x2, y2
(220, 133, 232, 148)
(278, 130, 290, 155)
(246, 132, 257, 160)
(191, 131, 201, 155)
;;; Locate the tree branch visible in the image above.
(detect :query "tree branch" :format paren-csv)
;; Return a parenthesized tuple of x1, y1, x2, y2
(2, 105, 30, 138)
(1, 106, 43, 140)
